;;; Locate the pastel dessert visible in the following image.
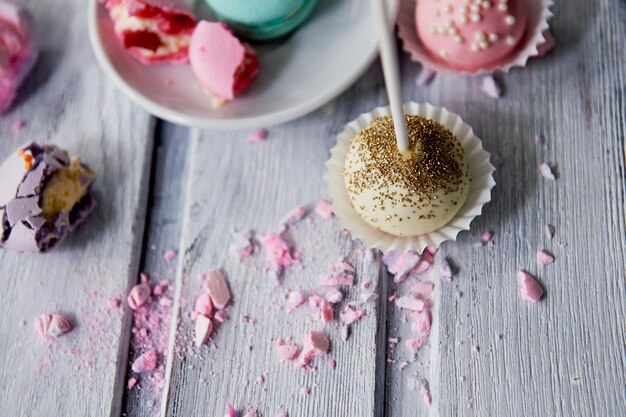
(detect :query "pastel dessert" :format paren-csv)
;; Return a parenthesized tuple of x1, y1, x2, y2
(343, 116, 470, 237)
(100, 0, 196, 64)
(204, 0, 317, 40)
(189, 21, 259, 106)
(416, 0, 527, 72)
(0, 142, 96, 253)
(0, 2, 37, 112)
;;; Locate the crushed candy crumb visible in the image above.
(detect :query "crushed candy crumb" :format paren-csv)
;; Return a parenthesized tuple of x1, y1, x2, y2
(34, 314, 72, 339)
(517, 270, 544, 302)
(537, 250, 555, 266)
(131, 350, 158, 373)
(249, 129, 268, 143)
(314, 200, 333, 219)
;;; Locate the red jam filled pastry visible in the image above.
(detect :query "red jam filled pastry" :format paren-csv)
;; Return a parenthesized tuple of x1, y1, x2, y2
(100, 0, 196, 64)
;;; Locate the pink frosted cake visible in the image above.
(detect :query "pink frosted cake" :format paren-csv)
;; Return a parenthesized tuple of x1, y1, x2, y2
(100, 0, 196, 64)
(0, 1, 37, 112)
(416, 0, 527, 72)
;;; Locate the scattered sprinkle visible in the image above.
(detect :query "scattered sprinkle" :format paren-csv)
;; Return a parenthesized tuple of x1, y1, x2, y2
(127, 377, 138, 389)
(545, 224, 555, 239)
(327, 359, 336, 369)
(194, 315, 214, 346)
(481, 231, 493, 244)
(303, 331, 330, 356)
(340, 307, 367, 325)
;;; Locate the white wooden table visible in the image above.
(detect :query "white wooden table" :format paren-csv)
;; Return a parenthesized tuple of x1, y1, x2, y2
(0, 1, 624, 416)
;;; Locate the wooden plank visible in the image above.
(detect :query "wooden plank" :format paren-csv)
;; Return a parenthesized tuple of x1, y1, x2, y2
(161, 86, 389, 417)
(387, 0, 626, 416)
(0, 1, 154, 417)
(123, 122, 190, 416)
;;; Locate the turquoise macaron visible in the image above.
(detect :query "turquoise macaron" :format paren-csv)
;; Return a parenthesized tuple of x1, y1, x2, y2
(204, 0, 318, 41)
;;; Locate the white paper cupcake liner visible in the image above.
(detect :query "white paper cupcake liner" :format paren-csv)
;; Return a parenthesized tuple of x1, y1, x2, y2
(397, 0, 554, 76)
(324, 102, 496, 254)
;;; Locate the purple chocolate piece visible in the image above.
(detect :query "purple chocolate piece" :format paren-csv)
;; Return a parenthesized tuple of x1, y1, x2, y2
(0, 142, 96, 253)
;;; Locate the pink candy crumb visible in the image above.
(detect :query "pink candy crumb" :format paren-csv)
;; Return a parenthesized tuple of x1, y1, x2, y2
(164, 249, 177, 262)
(131, 350, 158, 373)
(314, 200, 333, 219)
(194, 315, 214, 346)
(127, 283, 151, 310)
(276, 344, 300, 361)
(537, 250, 555, 266)
(303, 331, 329, 356)
(204, 269, 231, 309)
(327, 359, 336, 369)
(340, 307, 366, 325)
(34, 314, 72, 338)
(12, 120, 23, 133)
(287, 290, 307, 308)
(405, 338, 424, 352)
(127, 377, 138, 389)
(517, 270, 544, 302)
(248, 129, 268, 143)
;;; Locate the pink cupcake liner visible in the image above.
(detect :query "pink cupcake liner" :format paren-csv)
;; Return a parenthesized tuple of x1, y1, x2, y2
(397, 0, 554, 77)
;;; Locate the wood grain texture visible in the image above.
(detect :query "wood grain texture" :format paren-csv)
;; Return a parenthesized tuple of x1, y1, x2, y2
(386, 0, 626, 416)
(160, 93, 390, 417)
(123, 122, 190, 417)
(0, 1, 154, 417)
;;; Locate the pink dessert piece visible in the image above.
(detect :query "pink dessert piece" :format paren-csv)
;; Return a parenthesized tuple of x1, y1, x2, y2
(0, 2, 37, 112)
(100, 0, 196, 64)
(517, 270, 544, 302)
(204, 269, 231, 309)
(413, 310, 432, 336)
(281, 205, 307, 227)
(194, 293, 213, 317)
(127, 283, 151, 310)
(248, 129, 268, 143)
(314, 200, 333, 219)
(319, 273, 353, 287)
(132, 350, 158, 373)
(324, 288, 343, 304)
(194, 315, 213, 346)
(395, 295, 425, 312)
(303, 331, 329, 356)
(276, 344, 300, 361)
(320, 301, 334, 322)
(404, 337, 424, 352)
(263, 232, 300, 268)
(287, 290, 306, 308)
(189, 21, 259, 106)
(229, 231, 256, 261)
(537, 250, 555, 266)
(415, 0, 528, 72)
(340, 307, 366, 326)
(127, 377, 138, 389)
(34, 313, 72, 338)
(163, 248, 176, 262)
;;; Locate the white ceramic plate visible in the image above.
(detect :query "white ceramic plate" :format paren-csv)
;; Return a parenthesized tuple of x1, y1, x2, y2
(88, 0, 397, 130)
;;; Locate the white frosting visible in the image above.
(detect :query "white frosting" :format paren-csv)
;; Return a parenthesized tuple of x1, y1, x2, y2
(344, 126, 470, 237)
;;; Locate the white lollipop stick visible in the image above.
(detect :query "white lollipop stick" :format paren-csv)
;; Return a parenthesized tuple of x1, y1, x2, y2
(370, 0, 409, 153)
